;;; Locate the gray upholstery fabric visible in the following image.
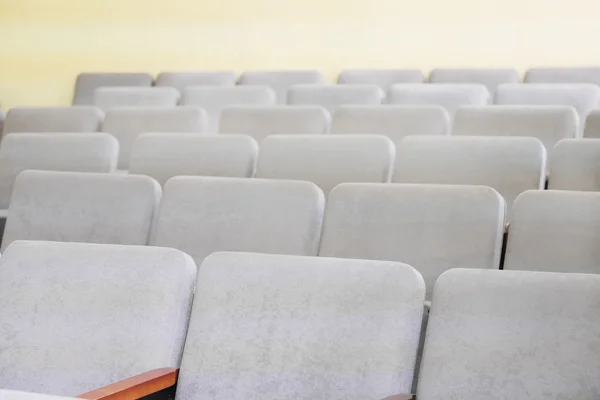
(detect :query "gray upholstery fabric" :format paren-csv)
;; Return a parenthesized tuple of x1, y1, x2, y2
(288, 85, 385, 112)
(130, 133, 258, 185)
(319, 183, 505, 297)
(256, 135, 395, 194)
(338, 69, 425, 89)
(181, 86, 276, 133)
(219, 106, 330, 142)
(93, 87, 180, 111)
(0, 133, 118, 208)
(504, 190, 600, 274)
(429, 68, 520, 92)
(549, 139, 600, 191)
(102, 107, 207, 170)
(453, 105, 579, 150)
(2, 107, 104, 136)
(73, 72, 153, 105)
(2, 171, 161, 251)
(583, 109, 600, 138)
(418, 268, 600, 400)
(393, 136, 546, 216)
(0, 240, 196, 396)
(150, 177, 325, 265)
(176, 252, 426, 400)
(0, 390, 78, 400)
(525, 67, 600, 85)
(240, 70, 326, 104)
(155, 71, 237, 92)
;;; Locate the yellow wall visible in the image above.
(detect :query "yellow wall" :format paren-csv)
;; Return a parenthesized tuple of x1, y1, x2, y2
(1, 0, 599, 108)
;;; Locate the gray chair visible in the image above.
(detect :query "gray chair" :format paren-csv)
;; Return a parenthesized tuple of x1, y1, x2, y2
(338, 69, 425, 89)
(583, 109, 600, 138)
(93, 87, 180, 111)
(288, 84, 385, 112)
(429, 68, 520, 92)
(72, 72, 153, 105)
(240, 70, 325, 104)
(525, 66, 600, 85)
(155, 71, 237, 92)
(549, 139, 600, 191)
(2, 107, 104, 136)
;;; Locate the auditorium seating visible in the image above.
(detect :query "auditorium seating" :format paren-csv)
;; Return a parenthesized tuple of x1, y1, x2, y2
(219, 105, 330, 142)
(239, 70, 325, 104)
(255, 135, 395, 193)
(155, 71, 237, 91)
(319, 183, 505, 297)
(1, 171, 161, 251)
(525, 66, 600, 84)
(181, 86, 276, 133)
(102, 106, 207, 170)
(287, 84, 385, 111)
(72, 72, 153, 105)
(2, 107, 104, 136)
(453, 105, 579, 150)
(0, 240, 195, 396)
(583, 109, 600, 138)
(0, 110, 4, 134)
(428, 68, 520, 92)
(393, 136, 546, 214)
(93, 87, 180, 111)
(337, 69, 426, 89)
(129, 133, 258, 185)
(549, 139, 600, 191)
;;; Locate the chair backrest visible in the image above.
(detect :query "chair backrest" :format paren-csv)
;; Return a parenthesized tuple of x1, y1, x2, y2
(549, 139, 600, 191)
(240, 70, 325, 104)
(3, 107, 104, 136)
(504, 190, 600, 273)
(130, 133, 258, 185)
(524, 66, 600, 85)
(176, 251, 426, 400)
(428, 68, 520, 92)
(102, 106, 207, 170)
(319, 183, 505, 297)
(155, 71, 237, 92)
(287, 84, 385, 112)
(0, 133, 118, 208)
(93, 87, 180, 111)
(393, 136, 546, 215)
(181, 86, 276, 133)
(453, 105, 579, 150)
(338, 69, 425, 89)
(73, 72, 153, 105)
(0, 240, 196, 396)
(219, 105, 330, 142)
(256, 135, 395, 194)
(583, 109, 600, 138)
(150, 177, 325, 265)
(417, 268, 600, 400)
(2, 171, 161, 251)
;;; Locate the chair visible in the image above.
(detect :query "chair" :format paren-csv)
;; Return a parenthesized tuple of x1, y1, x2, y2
(2, 107, 104, 136)
(338, 69, 425, 89)
(583, 109, 600, 138)
(2, 171, 161, 251)
(155, 71, 237, 92)
(130, 133, 258, 185)
(288, 85, 385, 112)
(240, 70, 325, 104)
(524, 66, 600, 85)
(319, 183, 505, 297)
(256, 135, 395, 194)
(93, 87, 180, 111)
(181, 86, 275, 133)
(417, 268, 600, 400)
(504, 190, 600, 274)
(0, 240, 195, 396)
(219, 105, 330, 142)
(102, 106, 207, 170)
(150, 177, 325, 265)
(428, 68, 520, 92)
(549, 139, 600, 191)
(0, 389, 79, 400)
(72, 72, 153, 105)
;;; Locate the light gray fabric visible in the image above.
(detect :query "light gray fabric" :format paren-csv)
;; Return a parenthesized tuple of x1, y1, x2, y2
(0, 240, 196, 396)
(393, 136, 546, 216)
(256, 135, 395, 194)
(504, 190, 600, 274)
(155, 71, 237, 92)
(525, 67, 600, 85)
(387, 84, 490, 118)
(2, 107, 104, 136)
(240, 70, 326, 104)
(93, 87, 180, 111)
(0, 133, 118, 208)
(453, 105, 580, 150)
(0, 111, 4, 136)
(418, 268, 600, 400)
(0, 390, 78, 400)
(176, 252, 426, 400)
(73, 72, 153, 105)
(219, 106, 330, 142)
(150, 177, 325, 265)
(429, 68, 520, 92)
(2, 171, 161, 251)
(549, 139, 600, 191)
(102, 107, 207, 169)
(181, 86, 276, 133)
(330, 105, 450, 142)
(288, 85, 385, 112)
(319, 183, 505, 297)
(583, 109, 600, 138)
(338, 70, 425, 89)
(130, 133, 258, 185)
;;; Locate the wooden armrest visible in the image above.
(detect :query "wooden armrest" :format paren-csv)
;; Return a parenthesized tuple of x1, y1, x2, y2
(381, 394, 415, 400)
(77, 368, 178, 400)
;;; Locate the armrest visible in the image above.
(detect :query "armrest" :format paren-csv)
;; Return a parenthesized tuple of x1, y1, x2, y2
(381, 394, 415, 400)
(77, 368, 178, 400)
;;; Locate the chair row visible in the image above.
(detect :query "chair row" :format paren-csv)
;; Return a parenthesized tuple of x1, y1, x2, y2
(1, 241, 599, 399)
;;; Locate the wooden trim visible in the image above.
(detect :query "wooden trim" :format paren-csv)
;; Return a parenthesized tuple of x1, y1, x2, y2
(77, 368, 178, 400)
